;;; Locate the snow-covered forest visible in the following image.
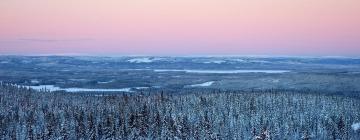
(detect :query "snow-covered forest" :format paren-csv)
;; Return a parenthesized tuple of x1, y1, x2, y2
(1, 83, 360, 139)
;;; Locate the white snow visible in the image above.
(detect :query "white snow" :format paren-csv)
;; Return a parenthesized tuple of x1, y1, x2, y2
(98, 80, 115, 84)
(352, 123, 360, 131)
(30, 80, 40, 84)
(189, 81, 215, 87)
(154, 69, 184, 72)
(127, 58, 153, 63)
(26, 85, 133, 92)
(154, 69, 289, 74)
(248, 60, 271, 63)
(203, 60, 226, 64)
(26, 85, 61, 92)
(262, 79, 280, 83)
(134, 87, 149, 90)
(69, 79, 87, 82)
(62, 87, 132, 92)
(232, 59, 246, 62)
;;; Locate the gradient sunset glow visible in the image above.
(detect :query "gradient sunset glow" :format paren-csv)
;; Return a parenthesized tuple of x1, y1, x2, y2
(0, 0, 359, 56)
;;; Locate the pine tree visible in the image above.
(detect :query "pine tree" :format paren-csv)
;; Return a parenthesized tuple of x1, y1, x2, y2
(74, 110, 86, 139)
(87, 112, 96, 140)
(103, 114, 115, 139)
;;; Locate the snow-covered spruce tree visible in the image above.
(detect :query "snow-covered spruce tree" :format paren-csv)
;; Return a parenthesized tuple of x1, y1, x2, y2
(0, 84, 360, 139)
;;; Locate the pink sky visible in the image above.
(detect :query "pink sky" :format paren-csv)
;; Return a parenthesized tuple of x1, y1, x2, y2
(0, 0, 359, 56)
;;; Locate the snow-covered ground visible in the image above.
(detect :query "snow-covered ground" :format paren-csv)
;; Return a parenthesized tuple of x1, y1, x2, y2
(134, 87, 149, 90)
(189, 81, 215, 87)
(30, 79, 40, 84)
(25, 85, 138, 92)
(352, 123, 360, 131)
(26, 85, 61, 92)
(61, 87, 132, 92)
(127, 58, 153, 63)
(154, 69, 290, 74)
(98, 80, 115, 84)
(203, 60, 226, 64)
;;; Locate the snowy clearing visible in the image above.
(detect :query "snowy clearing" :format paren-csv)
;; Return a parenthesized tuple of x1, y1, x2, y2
(154, 69, 290, 74)
(25, 85, 135, 92)
(134, 87, 149, 90)
(203, 60, 226, 64)
(98, 80, 115, 84)
(189, 81, 215, 87)
(352, 123, 360, 131)
(127, 58, 153, 63)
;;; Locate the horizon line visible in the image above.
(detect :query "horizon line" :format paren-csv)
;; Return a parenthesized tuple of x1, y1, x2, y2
(0, 53, 359, 59)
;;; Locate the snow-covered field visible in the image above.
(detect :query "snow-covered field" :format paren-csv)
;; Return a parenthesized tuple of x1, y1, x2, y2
(203, 60, 226, 64)
(127, 57, 165, 63)
(154, 69, 290, 74)
(25, 85, 136, 92)
(98, 80, 115, 84)
(189, 81, 215, 87)
(352, 122, 360, 131)
(127, 58, 153, 63)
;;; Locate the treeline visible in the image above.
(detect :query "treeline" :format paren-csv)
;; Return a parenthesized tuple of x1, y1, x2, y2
(0, 84, 360, 139)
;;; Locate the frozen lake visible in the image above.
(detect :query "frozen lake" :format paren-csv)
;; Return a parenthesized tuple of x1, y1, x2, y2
(25, 85, 136, 92)
(188, 81, 215, 87)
